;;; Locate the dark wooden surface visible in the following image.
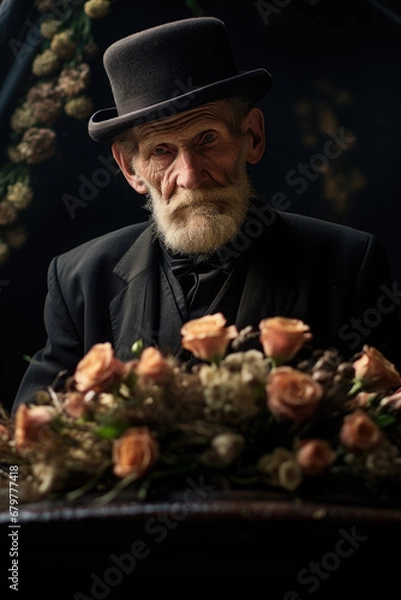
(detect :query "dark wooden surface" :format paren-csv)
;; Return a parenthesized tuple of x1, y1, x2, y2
(1, 489, 400, 599)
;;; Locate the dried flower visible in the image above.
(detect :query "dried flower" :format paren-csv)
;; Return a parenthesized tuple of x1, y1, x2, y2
(211, 432, 245, 464)
(296, 439, 337, 476)
(339, 409, 382, 451)
(0, 201, 18, 226)
(266, 366, 323, 421)
(27, 82, 64, 127)
(32, 49, 61, 77)
(64, 95, 94, 120)
(73, 342, 131, 393)
(136, 347, 173, 385)
(57, 64, 91, 98)
(4, 224, 27, 249)
(84, 0, 112, 19)
(112, 427, 159, 479)
(50, 30, 76, 60)
(14, 404, 57, 452)
(10, 103, 37, 133)
(39, 18, 62, 39)
(181, 313, 238, 362)
(0, 241, 10, 264)
(7, 146, 24, 164)
(259, 316, 312, 364)
(257, 447, 302, 490)
(6, 182, 34, 210)
(352, 346, 401, 391)
(17, 127, 56, 165)
(278, 460, 303, 491)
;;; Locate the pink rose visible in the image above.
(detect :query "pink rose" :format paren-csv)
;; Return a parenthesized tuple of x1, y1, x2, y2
(74, 342, 134, 393)
(259, 316, 312, 363)
(380, 387, 401, 411)
(352, 345, 401, 391)
(339, 409, 382, 451)
(14, 404, 57, 451)
(63, 391, 88, 419)
(180, 313, 238, 362)
(136, 347, 173, 384)
(112, 427, 159, 479)
(266, 366, 323, 421)
(297, 439, 337, 476)
(0, 423, 10, 440)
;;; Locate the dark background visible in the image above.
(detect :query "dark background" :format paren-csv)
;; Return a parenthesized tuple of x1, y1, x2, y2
(1, 0, 401, 413)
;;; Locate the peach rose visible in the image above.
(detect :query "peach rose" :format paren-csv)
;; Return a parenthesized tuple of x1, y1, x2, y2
(14, 404, 57, 451)
(352, 345, 401, 391)
(296, 439, 337, 476)
(63, 391, 88, 419)
(266, 366, 323, 421)
(339, 409, 382, 451)
(74, 342, 132, 393)
(0, 423, 10, 440)
(259, 316, 312, 363)
(380, 387, 401, 411)
(112, 427, 159, 479)
(136, 347, 173, 384)
(180, 313, 238, 362)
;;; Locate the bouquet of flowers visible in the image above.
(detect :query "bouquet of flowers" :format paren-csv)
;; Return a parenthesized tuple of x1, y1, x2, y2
(1, 313, 401, 507)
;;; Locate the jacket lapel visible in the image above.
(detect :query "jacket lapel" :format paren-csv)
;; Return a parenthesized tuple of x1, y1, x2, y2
(109, 226, 161, 361)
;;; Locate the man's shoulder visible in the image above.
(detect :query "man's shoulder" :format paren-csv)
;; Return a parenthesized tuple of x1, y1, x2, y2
(277, 210, 371, 244)
(56, 221, 150, 267)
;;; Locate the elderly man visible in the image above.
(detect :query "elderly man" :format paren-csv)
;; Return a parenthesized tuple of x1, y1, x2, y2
(12, 16, 401, 411)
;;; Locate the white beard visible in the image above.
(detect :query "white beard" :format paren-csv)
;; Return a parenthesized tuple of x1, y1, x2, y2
(142, 167, 253, 256)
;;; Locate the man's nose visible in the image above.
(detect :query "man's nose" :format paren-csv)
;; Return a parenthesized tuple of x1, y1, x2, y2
(174, 149, 209, 189)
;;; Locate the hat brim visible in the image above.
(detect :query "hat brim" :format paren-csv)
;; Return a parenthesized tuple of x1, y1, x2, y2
(88, 68, 272, 143)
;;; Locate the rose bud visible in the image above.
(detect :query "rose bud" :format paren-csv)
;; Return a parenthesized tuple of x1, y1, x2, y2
(180, 313, 238, 363)
(339, 409, 382, 451)
(266, 366, 323, 421)
(14, 404, 57, 451)
(112, 427, 159, 479)
(296, 439, 337, 476)
(136, 347, 173, 384)
(352, 346, 401, 391)
(74, 342, 129, 393)
(380, 387, 401, 411)
(259, 316, 312, 364)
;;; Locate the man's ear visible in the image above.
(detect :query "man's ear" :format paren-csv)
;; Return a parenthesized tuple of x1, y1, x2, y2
(242, 107, 266, 165)
(111, 142, 148, 195)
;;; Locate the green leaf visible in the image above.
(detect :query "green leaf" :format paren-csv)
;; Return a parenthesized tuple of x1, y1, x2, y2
(95, 421, 127, 439)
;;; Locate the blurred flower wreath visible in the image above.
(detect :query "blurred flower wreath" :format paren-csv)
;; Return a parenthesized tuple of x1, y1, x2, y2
(0, 0, 121, 263)
(1, 313, 401, 508)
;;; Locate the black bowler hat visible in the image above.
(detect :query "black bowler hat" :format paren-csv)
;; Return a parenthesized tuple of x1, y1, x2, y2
(88, 16, 272, 143)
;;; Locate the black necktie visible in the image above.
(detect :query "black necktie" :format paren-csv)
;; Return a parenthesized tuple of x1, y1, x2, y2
(169, 253, 233, 310)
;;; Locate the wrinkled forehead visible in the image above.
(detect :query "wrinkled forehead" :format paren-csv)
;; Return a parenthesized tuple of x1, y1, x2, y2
(134, 100, 232, 142)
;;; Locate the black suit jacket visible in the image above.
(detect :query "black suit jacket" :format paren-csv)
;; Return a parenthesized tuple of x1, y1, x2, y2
(12, 207, 401, 412)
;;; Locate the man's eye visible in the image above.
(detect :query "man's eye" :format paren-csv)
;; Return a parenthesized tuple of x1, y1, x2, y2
(202, 132, 217, 144)
(153, 147, 168, 156)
